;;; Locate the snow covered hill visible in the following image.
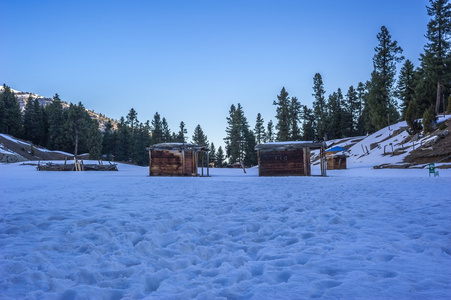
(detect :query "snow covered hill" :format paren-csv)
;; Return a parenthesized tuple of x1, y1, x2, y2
(0, 85, 64, 112)
(0, 134, 73, 163)
(0, 86, 116, 132)
(313, 114, 451, 170)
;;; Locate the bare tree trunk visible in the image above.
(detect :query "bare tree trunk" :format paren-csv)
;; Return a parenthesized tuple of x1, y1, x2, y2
(436, 81, 441, 115)
(74, 128, 79, 157)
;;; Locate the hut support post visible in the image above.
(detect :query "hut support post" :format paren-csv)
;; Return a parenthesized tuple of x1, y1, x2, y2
(207, 151, 210, 177)
(201, 151, 204, 177)
(182, 149, 185, 176)
(320, 146, 327, 176)
(193, 151, 196, 176)
(320, 148, 323, 175)
(321, 147, 325, 176)
(149, 150, 152, 176)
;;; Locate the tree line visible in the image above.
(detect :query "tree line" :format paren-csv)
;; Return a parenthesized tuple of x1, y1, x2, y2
(0, 89, 104, 159)
(0, 87, 226, 166)
(1, 0, 450, 167)
(223, 0, 451, 166)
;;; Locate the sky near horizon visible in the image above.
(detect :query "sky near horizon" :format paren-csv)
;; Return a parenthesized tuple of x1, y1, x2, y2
(1, 0, 430, 149)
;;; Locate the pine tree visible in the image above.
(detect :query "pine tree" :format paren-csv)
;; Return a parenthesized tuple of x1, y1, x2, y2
(133, 121, 152, 166)
(216, 146, 226, 167)
(224, 104, 239, 161)
(355, 82, 367, 135)
(0, 88, 3, 130)
(46, 94, 66, 150)
(192, 124, 208, 146)
(87, 119, 102, 160)
(27, 98, 46, 145)
(126, 108, 138, 136)
(265, 120, 275, 142)
(0, 85, 22, 136)
(161, 118, 172, 142)
(254, 113, 265, 144)
(405, 101, 422, 134)
(236, 104, 251, 163)
(358, 81, 375, 135)
(397, 59, 416, 119)
(22, 95, 37, 142)
(209, 142, 216, 166)
(343, 86, 358, 137)
(243, 129, 257, 167)
(151, 112, 163, 144)
(273, 87, 291, 141)
(356, 82, 365, 118)
(223, 103, 250, 164)
(115, 117, 132, 161)
(289, 97, 302, 140)
(422, 106, 437, 133)
(38, 104, 49, 147)
(176, 121, 187, 143)
(420, 0, 451, 114)
(192, 124, 209, 167)
(65, 102, 91, 156)
(102, 121, 116, 161)
(312, 73, 327, 140)
(326, 90, 342, 139)
(367, 26, 403, 130)
(301, 106, 315, 141)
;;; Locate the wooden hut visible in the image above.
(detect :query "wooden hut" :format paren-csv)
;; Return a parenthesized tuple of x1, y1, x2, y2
(325, 146, 347, 170)
(255, 141, 326, 176)
(149, 143, 210, 176)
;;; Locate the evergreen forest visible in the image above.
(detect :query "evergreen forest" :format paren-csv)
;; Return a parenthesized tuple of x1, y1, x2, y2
(1, 0, 450, 167)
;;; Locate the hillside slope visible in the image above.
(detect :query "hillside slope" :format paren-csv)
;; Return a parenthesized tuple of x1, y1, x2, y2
(0, 134, 72, 163)
(314, 114, 451, 169)
(0, 86, 116, 131)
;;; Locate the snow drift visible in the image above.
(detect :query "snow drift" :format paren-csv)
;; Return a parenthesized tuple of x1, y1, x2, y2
(0, 163, 450, 299)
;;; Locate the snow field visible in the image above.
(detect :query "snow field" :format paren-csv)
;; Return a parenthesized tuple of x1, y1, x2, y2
(0, 163, 450, 299)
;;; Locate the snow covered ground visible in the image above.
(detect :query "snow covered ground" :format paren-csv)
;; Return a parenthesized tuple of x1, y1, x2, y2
(1, 163, 450, 299)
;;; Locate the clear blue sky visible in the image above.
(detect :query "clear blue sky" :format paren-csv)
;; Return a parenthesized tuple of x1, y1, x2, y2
(1, 0, 430, 149)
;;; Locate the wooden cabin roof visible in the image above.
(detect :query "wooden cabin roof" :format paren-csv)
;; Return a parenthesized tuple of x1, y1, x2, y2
(255, 141, 325, 151)
(150, 143, 209, 151)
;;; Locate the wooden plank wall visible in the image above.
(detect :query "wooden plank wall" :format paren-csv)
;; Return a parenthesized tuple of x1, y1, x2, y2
(149, 150, 182, 176)
(183, 150, 197, 176)
(258, 149, 309, 176)
(149, 149, 199, 176)
(326, 156, 347, 170)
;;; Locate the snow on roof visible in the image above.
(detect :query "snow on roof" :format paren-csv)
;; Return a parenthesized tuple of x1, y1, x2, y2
(255, 141, 325, 150)
(150, 143, 210, 151)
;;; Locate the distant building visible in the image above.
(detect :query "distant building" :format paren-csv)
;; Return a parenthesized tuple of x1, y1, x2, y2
(325, 146, 347, 170)
(255, 141, 326, 176)
(149, 143, 210, 176)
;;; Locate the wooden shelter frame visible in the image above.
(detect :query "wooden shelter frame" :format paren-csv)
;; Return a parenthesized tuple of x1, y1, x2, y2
(255, 141, 327, 176)
(149, 143, 210, 177)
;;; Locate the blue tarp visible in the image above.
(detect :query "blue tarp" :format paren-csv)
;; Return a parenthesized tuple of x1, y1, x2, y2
(326, 146, 346, 152)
